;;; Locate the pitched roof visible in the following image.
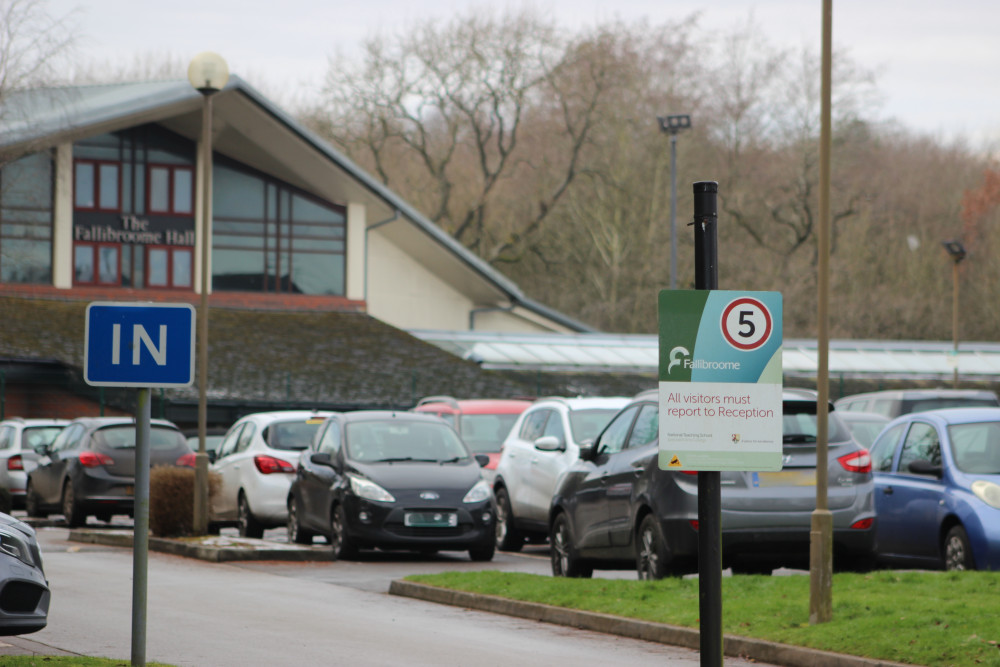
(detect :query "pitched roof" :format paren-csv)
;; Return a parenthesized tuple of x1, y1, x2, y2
(0, 79, 595, 334)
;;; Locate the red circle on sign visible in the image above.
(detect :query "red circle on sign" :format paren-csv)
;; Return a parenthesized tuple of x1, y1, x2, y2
(721, 297, 772, 350)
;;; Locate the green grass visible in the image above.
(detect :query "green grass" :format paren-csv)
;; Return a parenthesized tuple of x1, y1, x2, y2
(406, 570, 1000, 667)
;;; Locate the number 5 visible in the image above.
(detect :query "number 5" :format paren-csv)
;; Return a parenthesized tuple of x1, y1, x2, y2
(738, 310, 755, 338)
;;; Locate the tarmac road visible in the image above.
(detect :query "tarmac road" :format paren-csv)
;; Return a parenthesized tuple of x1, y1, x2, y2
(4, 525, 773, 666)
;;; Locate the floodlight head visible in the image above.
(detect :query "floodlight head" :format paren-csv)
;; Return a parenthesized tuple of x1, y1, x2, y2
(188, 52, 230, 95)
(657, 114, 692, 134)
(941, 239, 967, 263)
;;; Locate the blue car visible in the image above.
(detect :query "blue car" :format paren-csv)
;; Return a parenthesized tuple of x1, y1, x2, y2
(869, 407, 1000, 570)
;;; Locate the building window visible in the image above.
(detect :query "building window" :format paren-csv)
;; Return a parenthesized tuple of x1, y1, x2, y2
(74, 243, 120, 285)
(146, 245, 192, 289)
(0, 152, 53, 284)
(148, 165, 193, 215)
(74, 160, 121, 211)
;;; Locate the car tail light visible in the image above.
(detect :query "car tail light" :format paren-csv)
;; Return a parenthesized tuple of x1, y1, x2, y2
(7, 455, 23, 471)
(175, 452, 196, 468)
(838, 449, 872, 473)
(850, 518, 873, 530)
(689, 520, 699, 531)
(254, 455, 295, 474)
(79, 451, 114, 467)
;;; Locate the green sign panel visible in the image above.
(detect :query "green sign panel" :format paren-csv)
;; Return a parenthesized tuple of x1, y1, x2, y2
(658, 290, 783, 471)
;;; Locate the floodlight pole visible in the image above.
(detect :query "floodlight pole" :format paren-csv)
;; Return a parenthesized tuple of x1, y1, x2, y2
(810, 0, 834, 626)
(658, 115, 692, 290)
(942, 240, 966, 388)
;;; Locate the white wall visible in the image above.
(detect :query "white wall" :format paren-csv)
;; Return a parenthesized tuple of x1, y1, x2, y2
(52, 144, 73, 289)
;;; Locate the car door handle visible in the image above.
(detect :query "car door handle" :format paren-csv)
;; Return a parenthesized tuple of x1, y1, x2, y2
(882, 486, 893, 495)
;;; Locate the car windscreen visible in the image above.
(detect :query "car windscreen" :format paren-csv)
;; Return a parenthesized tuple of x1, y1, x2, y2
(568, 409, 621, 444)
(93, 425, 186, 450)
(263, 421, 324, 451)
(947, 421, 1000, 474)
(458, 414, 519, 453)
(345, 420, 470, 462)
(907, 398, 1000, 413)
(22, 426, 65, 451)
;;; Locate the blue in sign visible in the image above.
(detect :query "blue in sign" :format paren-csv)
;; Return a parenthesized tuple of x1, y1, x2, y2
(85, 302, 196, 388)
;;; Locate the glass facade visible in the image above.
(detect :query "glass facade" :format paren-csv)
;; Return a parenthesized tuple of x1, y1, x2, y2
(0, 123, 347, 296)
(0, 152, 54, 284)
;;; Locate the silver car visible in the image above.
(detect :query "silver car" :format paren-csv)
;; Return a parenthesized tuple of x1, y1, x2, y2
(0, 419, 69, 513)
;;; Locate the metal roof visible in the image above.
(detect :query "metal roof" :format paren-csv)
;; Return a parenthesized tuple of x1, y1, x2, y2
(410, 330, 1000, 380)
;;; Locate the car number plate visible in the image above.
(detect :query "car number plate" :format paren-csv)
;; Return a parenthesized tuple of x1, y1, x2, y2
(404, 512, 457, 528)
(756, 470, 815, 487)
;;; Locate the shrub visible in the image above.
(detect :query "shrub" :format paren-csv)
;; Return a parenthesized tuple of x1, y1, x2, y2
(149, 466, 221, 537)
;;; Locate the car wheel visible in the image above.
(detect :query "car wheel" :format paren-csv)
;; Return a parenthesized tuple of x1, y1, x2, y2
(286, 497, 314, 545)
(636, 515, 671, 580)
(62, 479, 86, 528)
(469, 538, 495, 562)
(237, 492, 264, 539)
(943, 525, 974, 571)
(494, 487, 524, 552)
(25, 482, 47, 519)
(550, 513, 592, 578)
(330, 504, 358, 561)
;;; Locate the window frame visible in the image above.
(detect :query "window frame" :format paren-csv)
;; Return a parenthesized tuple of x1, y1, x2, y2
(73, 242, 121, 286)
(144, 245, 193, 290)
(146, 163, 194, 216)
(73, 159, 122, 212)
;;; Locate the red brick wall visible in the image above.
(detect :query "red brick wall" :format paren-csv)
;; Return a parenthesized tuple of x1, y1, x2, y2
(2, 384, 129, 420)
(0, 284, 367, 313)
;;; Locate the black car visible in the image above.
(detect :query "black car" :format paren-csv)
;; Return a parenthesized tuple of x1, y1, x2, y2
(549, 389, 876, 579)
(25, 417, 195, 527)
(287, 411, 496, 561)
(0, 512, 49, 636)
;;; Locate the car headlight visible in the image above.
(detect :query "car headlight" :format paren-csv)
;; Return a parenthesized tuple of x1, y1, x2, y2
(972, 480, 1000, 509)
(347, 473, 395, 502)
(463, 480, 491, 504)
(0, 528, 36, 567)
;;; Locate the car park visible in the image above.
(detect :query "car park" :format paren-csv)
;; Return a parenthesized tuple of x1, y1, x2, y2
(287, 410, 495, 561)
(493, 395, 630, 551)
(0, 418, 68, 513)
(868, 407, 1000, 571)
(0, 511, 50, 636)
(413, 396, 531, 477)
(210, 410, 333, 537)
(835, 388, 999, 419)
(548, 389, 877, 578)
(838, 411, 890, 448)
(25, 417, 194, 527)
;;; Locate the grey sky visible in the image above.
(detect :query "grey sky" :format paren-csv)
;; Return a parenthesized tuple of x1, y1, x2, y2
(49, 0, 1000, 146)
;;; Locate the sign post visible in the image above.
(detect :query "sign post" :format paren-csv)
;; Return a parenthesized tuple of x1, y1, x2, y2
(84, 302, 195, 667)
(658, 182, 783, 666)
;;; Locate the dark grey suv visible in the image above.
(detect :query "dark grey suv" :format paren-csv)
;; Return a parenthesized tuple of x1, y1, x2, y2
(549, 389, 877, 578)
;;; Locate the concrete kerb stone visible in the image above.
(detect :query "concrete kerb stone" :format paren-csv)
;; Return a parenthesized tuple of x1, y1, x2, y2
(67, 529, 333, 562)
(388, 580, 914, 667)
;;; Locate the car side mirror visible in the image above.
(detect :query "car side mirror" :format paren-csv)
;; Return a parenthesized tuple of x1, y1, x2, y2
(310, 452, 335, 468)
(907, 459, 942, 477)
(577, 440, 597, 461)
(207, 450, 217, 464)
(533, 435, 564, 452)
(474, 454, 490, 467)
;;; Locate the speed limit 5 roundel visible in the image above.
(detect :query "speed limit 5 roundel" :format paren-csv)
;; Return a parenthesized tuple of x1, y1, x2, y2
(721, 297, 773, 351)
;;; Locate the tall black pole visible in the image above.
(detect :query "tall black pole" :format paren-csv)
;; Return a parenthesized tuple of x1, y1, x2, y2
(693, 181, 722, 666)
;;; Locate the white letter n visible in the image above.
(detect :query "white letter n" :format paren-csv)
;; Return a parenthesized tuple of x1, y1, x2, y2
(133, 325, 167, 366)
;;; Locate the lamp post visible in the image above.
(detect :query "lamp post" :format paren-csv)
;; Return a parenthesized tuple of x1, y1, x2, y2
(188, 52, 229, 535)
(658, 114, 692, 290)
(942, 240, 967, 389)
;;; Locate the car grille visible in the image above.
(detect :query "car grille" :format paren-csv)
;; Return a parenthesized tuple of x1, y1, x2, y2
(0, 580, 46, 614)
(384, 524, 469, 538)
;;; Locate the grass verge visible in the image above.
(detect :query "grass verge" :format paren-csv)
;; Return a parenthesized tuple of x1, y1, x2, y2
(406, 570, 1000, 667)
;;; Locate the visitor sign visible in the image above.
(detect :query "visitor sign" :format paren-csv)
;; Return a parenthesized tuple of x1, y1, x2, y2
(658, 290, 783, 471)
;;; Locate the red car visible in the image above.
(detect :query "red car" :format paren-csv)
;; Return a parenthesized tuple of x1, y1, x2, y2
(413, 396, 532, 474)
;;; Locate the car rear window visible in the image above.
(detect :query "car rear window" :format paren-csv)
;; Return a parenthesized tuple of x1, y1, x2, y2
(782, 402, 852, 445)
(22, 426, 65, 451)
(263, 420, 324, 451)
(94, 425, 185, 450)
(907, 398, 1000, 413)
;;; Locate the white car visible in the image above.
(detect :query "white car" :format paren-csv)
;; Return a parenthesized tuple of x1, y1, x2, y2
(210, 410, 333, 537)
(492, 396, 629, 551)
(0, 419, 68, 513)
